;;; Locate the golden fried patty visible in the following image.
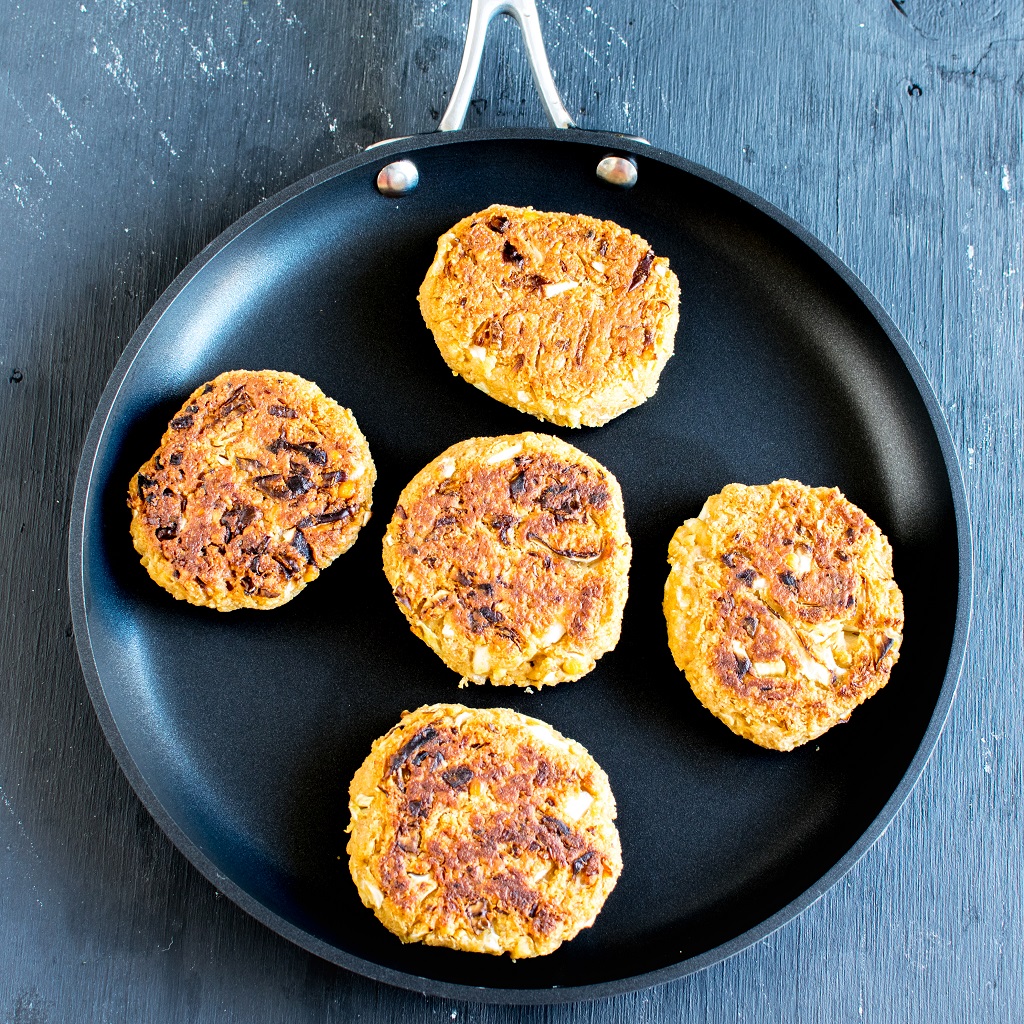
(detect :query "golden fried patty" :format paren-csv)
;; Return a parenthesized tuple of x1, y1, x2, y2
(346, 704, 622, 958)
(382, 433, 631, 687)
(128, 369, 375, 611)
(418, 204, 680, 428)
(663, 480, 904, 751)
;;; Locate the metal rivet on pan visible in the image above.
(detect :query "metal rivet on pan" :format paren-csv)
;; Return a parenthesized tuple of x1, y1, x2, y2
(596, 154, 638, 189)
(376, 159, 419, 197)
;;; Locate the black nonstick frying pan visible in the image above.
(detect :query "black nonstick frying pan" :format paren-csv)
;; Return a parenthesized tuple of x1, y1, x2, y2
(69, 0, 971, 1005)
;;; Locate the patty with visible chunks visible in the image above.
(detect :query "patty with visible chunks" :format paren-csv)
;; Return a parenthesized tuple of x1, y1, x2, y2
(382, 433, 631, 687)
(664, 479, 904, 751)
(346, 704, 622, 958)
(418, 204, 680, 428)
(128, 369, 375, 610)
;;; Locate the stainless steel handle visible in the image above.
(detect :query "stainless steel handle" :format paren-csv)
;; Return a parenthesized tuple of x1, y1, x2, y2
(438, 0, 576, 132)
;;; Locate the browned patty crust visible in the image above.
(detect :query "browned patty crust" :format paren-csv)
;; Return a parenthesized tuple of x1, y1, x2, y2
(664, 480, 904, 751)
(346, 704, 622, 957)
(418, 204, 680, 428)
(128, 369, 375, 611)
(382, 434, 632, 687)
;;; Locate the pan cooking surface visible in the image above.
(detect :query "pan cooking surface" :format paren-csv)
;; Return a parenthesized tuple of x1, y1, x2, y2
(72, 133, 967, 1001)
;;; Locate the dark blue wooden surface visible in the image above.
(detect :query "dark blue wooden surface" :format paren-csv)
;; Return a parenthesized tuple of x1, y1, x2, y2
(1, 1, 1021, 1020)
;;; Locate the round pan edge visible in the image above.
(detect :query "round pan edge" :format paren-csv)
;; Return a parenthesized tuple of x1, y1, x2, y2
(68, 126, 974, 1005)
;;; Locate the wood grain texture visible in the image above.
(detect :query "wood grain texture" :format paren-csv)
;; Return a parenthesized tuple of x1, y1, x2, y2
(1, 0, 1021, 1020)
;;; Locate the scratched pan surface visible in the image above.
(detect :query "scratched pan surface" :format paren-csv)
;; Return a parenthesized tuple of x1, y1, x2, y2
(69, 129, 970, 1003)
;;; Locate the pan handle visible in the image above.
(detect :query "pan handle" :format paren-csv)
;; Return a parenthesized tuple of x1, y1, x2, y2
(438, 0, 576, 131)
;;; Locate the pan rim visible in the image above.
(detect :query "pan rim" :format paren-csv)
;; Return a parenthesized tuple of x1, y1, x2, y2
(68, 126, 973, 1004)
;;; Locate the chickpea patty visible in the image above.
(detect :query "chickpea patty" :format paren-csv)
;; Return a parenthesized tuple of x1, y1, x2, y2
(418, 204, 680, 428)
(128, 369, 375, 611)
(664, 480, 904, 750)
(347, 704, 622, 957)
(382, 433, 631, 687)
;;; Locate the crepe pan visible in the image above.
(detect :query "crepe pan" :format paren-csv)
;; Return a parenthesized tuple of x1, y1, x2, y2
(69, 0, 971, 1004)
